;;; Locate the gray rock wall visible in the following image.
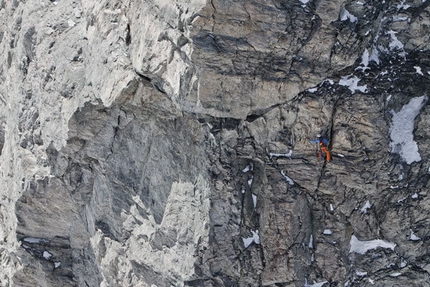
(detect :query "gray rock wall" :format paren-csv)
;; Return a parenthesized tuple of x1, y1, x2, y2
(1, 0, 430, 286)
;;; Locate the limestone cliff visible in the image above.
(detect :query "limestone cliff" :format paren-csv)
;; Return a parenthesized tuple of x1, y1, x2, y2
(1, 0, 430, 286)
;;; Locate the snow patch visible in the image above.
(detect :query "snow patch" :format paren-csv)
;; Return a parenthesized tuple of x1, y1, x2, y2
(281, 170, 294, 185)
(304, 279, 328, 287)
(308, 234, 314, 249)
(390, 272, 402, 277)
(340, 8, 358, 23)
(349, 235, 396, 254)
(43, 251, 52, 260)
(252, 194, 257, 208)
(387, 30, 406, 57)
(68, 20, 76, 27)
(54, 262, 61, 268)
(356, 271, 367, 276)
(242, 163, 253, 173)
(389, 95, 427, 164)
(397, 0, 410, 10)
(323, 229, 333, 235)
(339, 75, 367, 93)
(360, 200, 372, 214)
(411, 193, 418, 199)
(414, 66, 423, 75)
(270, 150, 293, 159)
(410, 230, 421, 241)
(242, 230, 260, 248)
(356, 49, 370, 71)
(330, 204, 334, 212)
(308, 87, 318, 93)
(22, 237, 49, 244)
(248, 177, 253, 187)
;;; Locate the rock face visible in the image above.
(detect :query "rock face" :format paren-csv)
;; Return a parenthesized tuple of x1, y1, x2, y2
(1, 0, 430, 286)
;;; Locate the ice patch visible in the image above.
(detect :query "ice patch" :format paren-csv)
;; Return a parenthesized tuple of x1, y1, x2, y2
(349, 235, 396, 254)
(339, 75, 367, 93)
(360, 200, 372, 214)
(242, 230, 260, 248)
(389, 96, 428, 164)
(410, 230, 421, 241)
(281, 170, 294, 185)
(414, 66, 423, 75)
(340, 8, 358, 22)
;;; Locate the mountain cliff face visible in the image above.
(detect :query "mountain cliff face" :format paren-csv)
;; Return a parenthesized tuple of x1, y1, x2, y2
(1, 0, 430, 286)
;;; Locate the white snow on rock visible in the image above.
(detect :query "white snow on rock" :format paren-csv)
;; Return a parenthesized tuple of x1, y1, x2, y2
(397, 0, 411, 10)
(323, 229, 333, 235)
(54, 262, 61, 268)
(410, 230, 421, 241)
(242, 230, 260, 248)
(308, 234, 314, 249)
(360, 200, 372, 214)
(22, 237, 49, 244)
(414, 66, 423, 75)
(242, 163, 253, 173)
(270, 150, 293, 159)
(248, 177, 253, 187)
(349, 235, 396, 254)
(389, 95, 428, 164)
(390, 272, 402, 277)
(356, 271, 367, 276)
(252, 194, 257, 208)
(356, 49, 370, 71)
(411, 193, 418, 199)
(340, 8, 358, 23)
(281, 170, 294, 185)
(43, 251, 52, 260)
(339, 75, 367, 93)
(304, 279, 328, 287)
(387, 30, 406, 58)
(308, 87, 318, 93)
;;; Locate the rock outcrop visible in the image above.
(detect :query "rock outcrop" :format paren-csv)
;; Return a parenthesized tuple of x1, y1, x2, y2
(1, 0, 430, 286)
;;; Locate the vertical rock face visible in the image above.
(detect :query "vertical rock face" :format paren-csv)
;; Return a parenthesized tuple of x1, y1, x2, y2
(1, 0, 430, 286)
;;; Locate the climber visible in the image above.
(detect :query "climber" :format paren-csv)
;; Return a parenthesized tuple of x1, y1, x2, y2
(310, 134, 331, 162)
